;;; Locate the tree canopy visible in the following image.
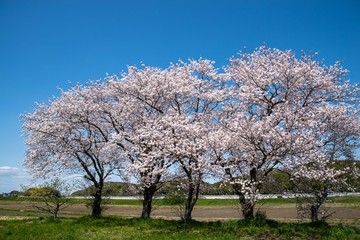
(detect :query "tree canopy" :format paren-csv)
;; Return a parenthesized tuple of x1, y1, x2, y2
(22, 46, 360, 219)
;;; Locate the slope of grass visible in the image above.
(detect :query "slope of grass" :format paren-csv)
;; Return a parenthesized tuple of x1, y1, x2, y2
(0, 215, 359, 240)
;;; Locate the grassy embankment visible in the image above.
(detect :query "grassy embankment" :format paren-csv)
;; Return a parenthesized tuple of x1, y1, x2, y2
(1, 215, 360, 240)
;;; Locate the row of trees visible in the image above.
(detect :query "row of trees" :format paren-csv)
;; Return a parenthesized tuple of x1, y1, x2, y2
(22, 46, 360, 221)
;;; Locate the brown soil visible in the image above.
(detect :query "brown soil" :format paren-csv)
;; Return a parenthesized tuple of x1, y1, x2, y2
(1, 201, 359, 221)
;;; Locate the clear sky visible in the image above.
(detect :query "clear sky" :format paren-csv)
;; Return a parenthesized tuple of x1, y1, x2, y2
(0, 0, 359, 193)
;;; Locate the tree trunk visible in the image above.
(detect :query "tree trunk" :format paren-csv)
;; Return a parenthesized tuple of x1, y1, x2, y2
(91, 184, 103, 217)
(53, 204, 60, 219)
(232, 167, 258, 220)
(141, 185, 156, 218)
(310, 204, 319, 222)
(310, 190, 327, 222)
(183, 181, 200, 221)
(240, 197, 255, 220)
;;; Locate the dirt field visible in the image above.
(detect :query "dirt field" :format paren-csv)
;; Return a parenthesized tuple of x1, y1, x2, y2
(1, 200, 359, 221)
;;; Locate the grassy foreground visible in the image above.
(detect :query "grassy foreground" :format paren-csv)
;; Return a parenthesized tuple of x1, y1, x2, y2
(1, 216, 360, 240)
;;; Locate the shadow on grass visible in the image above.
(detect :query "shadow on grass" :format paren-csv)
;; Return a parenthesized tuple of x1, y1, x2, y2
(71, 215, 354, 239)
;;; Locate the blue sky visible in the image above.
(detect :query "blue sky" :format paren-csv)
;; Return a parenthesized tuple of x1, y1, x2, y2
(0, 0, 359, 193)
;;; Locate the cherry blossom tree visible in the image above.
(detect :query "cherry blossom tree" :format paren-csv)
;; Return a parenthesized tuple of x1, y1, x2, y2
(108, 59, 225, 220)
(292, 161, 349, 222)
(22, 82, 126, 216)
(291, 104, 360, 222)
(22, 45, 359, 222)
(108, 66, 175, 218)
(211, 46, 360, 220)
(159, 59, 225, 220)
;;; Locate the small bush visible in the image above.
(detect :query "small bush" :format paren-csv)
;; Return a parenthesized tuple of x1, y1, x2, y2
(163, 191, 185, 205)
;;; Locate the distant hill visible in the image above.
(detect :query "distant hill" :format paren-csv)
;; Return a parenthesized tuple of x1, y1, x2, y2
(71, 182, 141, 197)
(72, 160, 359, 197)
(71, 180, 236, 197)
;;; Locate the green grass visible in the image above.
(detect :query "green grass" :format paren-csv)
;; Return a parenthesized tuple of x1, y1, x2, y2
(328, 196, 360, 204)
(0, 215, 359, 240)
